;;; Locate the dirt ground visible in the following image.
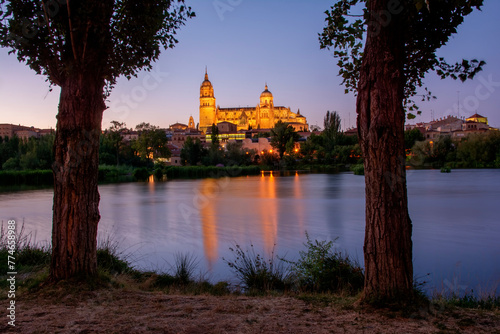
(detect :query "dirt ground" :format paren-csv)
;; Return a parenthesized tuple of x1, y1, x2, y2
(2, 288, 499, 334)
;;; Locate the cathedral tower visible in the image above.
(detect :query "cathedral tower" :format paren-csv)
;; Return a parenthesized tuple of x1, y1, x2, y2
(199, 69, 216, 133)
(259, 84, 274, 129)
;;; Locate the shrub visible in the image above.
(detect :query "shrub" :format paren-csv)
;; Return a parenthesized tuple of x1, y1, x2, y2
(289, 232, 364, 294)
(224, 244, 293, 292)
(154, 168, 164, 180)
(133, 167, 150, 181)
(350, 164, 364, 175)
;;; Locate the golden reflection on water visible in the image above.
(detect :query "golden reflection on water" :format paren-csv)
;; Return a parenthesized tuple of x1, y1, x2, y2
(260, 171, 278, 253)
(198, 173, 306, 266)
(294, 171, 305, 231)
(199, 179, 219, 270)
(148, 174, 155, 193)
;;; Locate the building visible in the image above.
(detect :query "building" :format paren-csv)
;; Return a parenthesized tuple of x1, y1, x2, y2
(0, 123, 54, 140)
(405, 113, 497, 140)
(168, 121, 205, 149)
(199, 70, 309, 133)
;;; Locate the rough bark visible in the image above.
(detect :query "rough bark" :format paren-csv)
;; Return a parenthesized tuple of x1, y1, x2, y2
(357, 0, 414, 303)
(50, 73, 106, 281)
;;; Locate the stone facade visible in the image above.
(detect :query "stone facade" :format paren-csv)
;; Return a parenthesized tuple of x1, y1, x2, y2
(199, 70, 308, 133)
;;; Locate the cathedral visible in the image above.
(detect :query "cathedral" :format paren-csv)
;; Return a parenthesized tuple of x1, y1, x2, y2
(199, 70, 308, 134)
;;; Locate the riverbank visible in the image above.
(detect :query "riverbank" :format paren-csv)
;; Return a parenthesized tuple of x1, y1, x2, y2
(3, 285, 499, 333)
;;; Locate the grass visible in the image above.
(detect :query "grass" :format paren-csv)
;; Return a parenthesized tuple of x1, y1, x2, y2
(223, 244, 294, 293)
(1, 223, 498, 318)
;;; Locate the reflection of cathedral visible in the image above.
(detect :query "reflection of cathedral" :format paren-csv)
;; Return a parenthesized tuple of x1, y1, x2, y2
(199, 70, 309, 133)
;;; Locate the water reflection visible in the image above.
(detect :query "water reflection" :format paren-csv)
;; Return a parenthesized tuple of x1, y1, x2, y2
(259, 171, 278, 253)
(1, 170, 499, 294)
(199, 179, 219, 270)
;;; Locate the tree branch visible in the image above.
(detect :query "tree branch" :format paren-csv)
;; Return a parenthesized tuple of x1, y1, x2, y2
(66, 1, 78, 62)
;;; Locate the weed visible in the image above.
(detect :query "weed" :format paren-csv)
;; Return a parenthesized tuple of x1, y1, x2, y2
(97, 235, 133, 274)
(286, 232, 364, 294)
(223, 244, 293, 293)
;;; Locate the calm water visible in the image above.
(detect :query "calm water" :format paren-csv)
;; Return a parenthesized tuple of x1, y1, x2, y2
(1, 169, 499, 295)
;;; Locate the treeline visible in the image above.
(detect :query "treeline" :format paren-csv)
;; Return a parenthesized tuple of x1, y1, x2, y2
(408, 131, 500, 169)
(0, 133, 55, 171)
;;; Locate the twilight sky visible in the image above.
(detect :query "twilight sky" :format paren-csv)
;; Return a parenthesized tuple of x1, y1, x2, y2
(1, 0, 499, 131)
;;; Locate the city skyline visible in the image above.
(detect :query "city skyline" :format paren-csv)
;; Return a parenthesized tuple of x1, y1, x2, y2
(1, 0, 499, 131)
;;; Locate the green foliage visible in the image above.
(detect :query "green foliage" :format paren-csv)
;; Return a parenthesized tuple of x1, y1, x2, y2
(351, 164, 364, 175)
(323, 110, 342, 153)
(96, 236, 132, 275)
(133, 167, 150, 181)
(405, 128, 425, 150)
(441, 294, 500, 310)
(101, 121, 127, 166)
(153, 168, 164, 181)
(270, 121, 300, 159)
(98, 164, 134, 182)
(0, 0, 194, 87)
(224, 141, 255, 166)
(0, 169, 53, 186)
(409, 132, 500, 169)
(210, 123, 220, 147)
(132, 123, 170, 163)
(319, 0, 485, 115)
(288, 233, 364, 294)
(224, 244, 293, 292)
(456, 132, 500, 168)
(180, 136, 207, 166)
(0, 133, 54, 171)
(0, 223, 51, 289)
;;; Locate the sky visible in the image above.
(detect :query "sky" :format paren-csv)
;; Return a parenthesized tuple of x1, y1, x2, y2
(0, 0, 499, 131)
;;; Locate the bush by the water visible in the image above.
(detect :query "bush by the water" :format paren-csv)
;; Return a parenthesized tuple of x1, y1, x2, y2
(223, 244, 293, 293)
(350, 164, 364, 175)
(0, 170, 53, 186)
(133, 167, 150, 180)
(289, 233, 364, 294)
(98, 165, 134, 182)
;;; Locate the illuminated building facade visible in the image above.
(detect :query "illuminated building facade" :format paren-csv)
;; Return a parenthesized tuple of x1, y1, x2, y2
(199, 70, 309, 133)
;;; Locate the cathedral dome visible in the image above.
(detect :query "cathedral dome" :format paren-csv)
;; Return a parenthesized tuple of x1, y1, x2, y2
(201, 71, 212, 88)
(260, 84, 273, 98)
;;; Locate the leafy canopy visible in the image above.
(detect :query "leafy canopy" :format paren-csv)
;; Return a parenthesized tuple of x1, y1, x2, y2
(0, 0, 194, 89)
(319, 0, 485, 118)
(270, 121, 300, 158)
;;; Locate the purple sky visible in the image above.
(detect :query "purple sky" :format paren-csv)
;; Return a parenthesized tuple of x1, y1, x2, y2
(1, 0, 499, 131)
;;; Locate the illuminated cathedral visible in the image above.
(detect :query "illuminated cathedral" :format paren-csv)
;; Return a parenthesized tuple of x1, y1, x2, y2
(199, 70, 308, 133)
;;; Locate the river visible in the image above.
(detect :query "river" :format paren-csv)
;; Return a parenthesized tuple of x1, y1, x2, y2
(1, 169, 499, 295)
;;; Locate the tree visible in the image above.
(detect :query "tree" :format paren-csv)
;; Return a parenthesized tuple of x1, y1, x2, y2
(210, 123, 220, 148)
(105, 121, 127, 166)
(180, 136, 206, 166)
(270, 120, 300, 159)
(322, 110, 343, 163)
(404, 128, 425, 150)
(323, 110, 342, 149)
(1, 0, 193, 281)
(205, 123, 224, 165)
(133, 123, 171, 163)
(320, 0, 484, 304)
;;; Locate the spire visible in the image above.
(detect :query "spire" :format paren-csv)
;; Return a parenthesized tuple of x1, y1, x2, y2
(204, 66, 208, 81)
(265, 82, 268, 91)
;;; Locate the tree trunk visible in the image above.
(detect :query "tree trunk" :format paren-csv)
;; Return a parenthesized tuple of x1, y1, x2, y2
(50, 73, 105, 281)
(357, 0, 414, 304)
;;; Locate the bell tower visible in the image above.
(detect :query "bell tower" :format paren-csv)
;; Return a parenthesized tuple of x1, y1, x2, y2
(199, 68, 216, 134)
